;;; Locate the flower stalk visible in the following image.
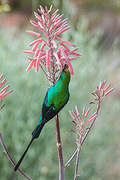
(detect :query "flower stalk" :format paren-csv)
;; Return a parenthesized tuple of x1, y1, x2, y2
(0, 133, 32, 180)
(65, 81, 114, 179)
(55, 114, 64, 180)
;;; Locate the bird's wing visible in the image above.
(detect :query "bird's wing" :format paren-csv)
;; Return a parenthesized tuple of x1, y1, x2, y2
(42, 91, 56, 122)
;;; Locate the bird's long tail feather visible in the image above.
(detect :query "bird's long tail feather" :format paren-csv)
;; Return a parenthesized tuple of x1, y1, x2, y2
(32, 122, 45, 138)
(14, 123, 44, 171)
(14, 137, 34, 171)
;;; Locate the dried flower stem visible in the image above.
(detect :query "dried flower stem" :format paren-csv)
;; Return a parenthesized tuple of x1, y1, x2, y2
(64, 149, 77, 168)
(73, 99, 100, 179)
(74, 136, 82, 180)
(55, 114, 64, 180)
(65, 81, 114, 174)
(0, 133, 31, 180)
(65, 98, 101, 169)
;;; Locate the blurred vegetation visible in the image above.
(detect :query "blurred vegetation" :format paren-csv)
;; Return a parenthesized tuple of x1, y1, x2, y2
(0, 1, 120, 180)
(0, 0, 120, 13)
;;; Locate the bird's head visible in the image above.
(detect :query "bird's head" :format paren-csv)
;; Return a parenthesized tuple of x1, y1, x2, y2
(62, 64, 70, 74)
(60, 64, 70, 83)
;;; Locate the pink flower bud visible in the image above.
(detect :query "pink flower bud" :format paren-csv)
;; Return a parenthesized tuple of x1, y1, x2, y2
(0, 74, 4, 81)
(30, 20, 38, 27)
(99, 80, 106, 90)
(0, 85, 9, 94)
(41, 42, 47, 51)
(67, 60, 74, 75)
(24, 50, 34, 54)
(69, 49, 82, 56)
(26, 61, 34, 72)
(104, 84, 111, 93)
(54, 52, 61, 65)
(34, 49, 40, 58)
(54, 27, 71, 36)
(82, 107, 85, 117)
(88, 114, 97, 122)
(46, 50, 50, 70)
(32, 42, 40, 51)
(60, 42, 70, 51)
(34, 12, 42, 22)
(41, 15, 45, 25)
(45, 6, 48, 12)
(40, 5, 45, 14)
(49, 25, 53, 34)
(105, 88, 114, 96)
(88, 113, 97, 122)
(26, 30, 41, 37)
(54, 14, 64, 24)
(75, 106, 80, 117)
(60, 47, 67, 58)
(54, 19, 62, 27)
(0, 79, 7, 88)
(85, 108, 90, 118)
(1, 90, 13, 98)
(0, 74, 13, 102)
(51, 9, 59, 21)
(69, 111, 76, 120)
(48, 5, 53, 13)
(56, 37, 75, 47)
(29, 38, 43, 46)
(36, 59, 40, 72)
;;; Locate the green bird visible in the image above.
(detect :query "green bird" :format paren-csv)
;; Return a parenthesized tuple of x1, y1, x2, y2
(14, 64, 71, 171)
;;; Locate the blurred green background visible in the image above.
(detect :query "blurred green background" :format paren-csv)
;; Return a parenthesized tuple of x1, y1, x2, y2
(0, 0, 120, 180)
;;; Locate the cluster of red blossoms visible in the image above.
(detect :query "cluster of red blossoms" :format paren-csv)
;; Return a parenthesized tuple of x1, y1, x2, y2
(0, 74, 13, 109)
(25, 5, 81, 81)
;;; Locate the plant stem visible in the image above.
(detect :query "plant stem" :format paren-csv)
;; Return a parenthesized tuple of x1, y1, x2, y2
(64, 117, 96, 168)
(55, 114, 64, 180)
(0, 133, 32, 180)
(64, 149, 77, 168)
(65, 99, 101, 168)
(74, 137, 82, 180)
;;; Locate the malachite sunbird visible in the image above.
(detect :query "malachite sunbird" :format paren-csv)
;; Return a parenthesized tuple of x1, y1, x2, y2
(14, 64, 71, 171)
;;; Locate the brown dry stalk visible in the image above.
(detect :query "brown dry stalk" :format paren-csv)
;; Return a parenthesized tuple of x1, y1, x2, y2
(0, 133, 32, 180)
(55, 114, 64, 180)
(65, 98, 101, 170)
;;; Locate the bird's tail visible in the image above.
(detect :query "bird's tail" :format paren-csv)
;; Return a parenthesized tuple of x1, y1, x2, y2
(14, 137, 34, 171)
(32, 121, 45, 139)
(14, 123, 44, 171)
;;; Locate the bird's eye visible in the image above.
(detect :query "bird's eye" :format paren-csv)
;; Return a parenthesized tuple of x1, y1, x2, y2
(62, 64, 69, 72)
(64, 64, 68, 68)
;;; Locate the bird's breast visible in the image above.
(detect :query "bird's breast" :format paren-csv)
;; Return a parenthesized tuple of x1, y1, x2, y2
(47, 85, 69, 111)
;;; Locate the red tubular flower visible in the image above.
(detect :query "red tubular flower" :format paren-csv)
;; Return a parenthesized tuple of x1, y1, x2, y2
(25, 5, 81, 81)
(0, 74, 13, 103)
